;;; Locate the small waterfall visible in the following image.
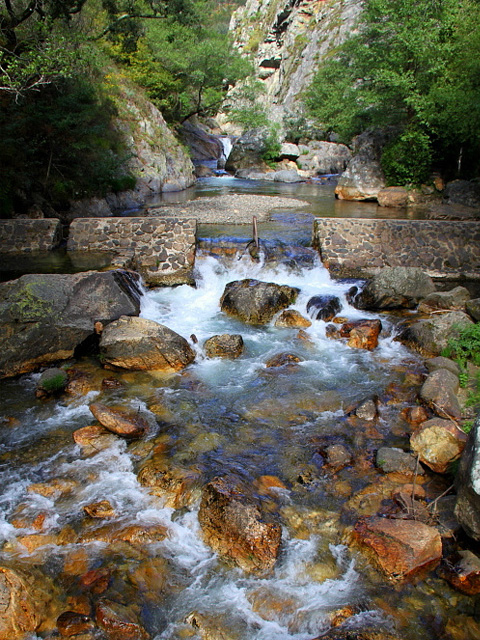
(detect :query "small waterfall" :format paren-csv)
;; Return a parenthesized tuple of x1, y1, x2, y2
(219, 135, 233, 166)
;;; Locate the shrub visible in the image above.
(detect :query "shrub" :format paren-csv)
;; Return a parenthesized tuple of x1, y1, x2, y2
(381, 128, 433, 186)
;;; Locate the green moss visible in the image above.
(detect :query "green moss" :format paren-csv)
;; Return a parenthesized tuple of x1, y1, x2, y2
(10, 283, 53, 321)
(40, 371, 68, 392)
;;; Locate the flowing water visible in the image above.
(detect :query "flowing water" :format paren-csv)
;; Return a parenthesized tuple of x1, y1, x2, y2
(0, 178, 475, 639)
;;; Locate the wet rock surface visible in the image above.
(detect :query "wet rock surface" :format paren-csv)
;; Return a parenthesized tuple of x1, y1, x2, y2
(203, 334, 244, 359)
(220, 279, 299, 325)
(100, 315, 195, 371)
(0, 270, 142, 379)
(355, 267, 435, 310)
(89, 403, 150, 439)
(198, 476, 282, 574)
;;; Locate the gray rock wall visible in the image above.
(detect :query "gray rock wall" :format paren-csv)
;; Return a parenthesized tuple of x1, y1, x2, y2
(313, 218, 480, 279)
(0, 219, 62, 253)
(67, 217, 197, 286)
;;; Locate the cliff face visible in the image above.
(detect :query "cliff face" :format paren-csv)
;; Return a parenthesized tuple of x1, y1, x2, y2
(227, 0, 360, 125)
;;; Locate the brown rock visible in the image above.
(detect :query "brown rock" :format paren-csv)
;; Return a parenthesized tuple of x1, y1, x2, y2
(353, 516, 442, 579)
(57, 611, 94, 637)
(99, 316, 195, 372)
(401, 405, 430, 427)
(79, 568, 111, 594)
(27, 478, 78, 499)
(78, 523, 168, 546)
(410, 418, 467, 473)
(95, 599, 149, 640)
(137, 460, 202, 509)
(265, 352, 303, 368)
(204, 334, 244, 359)
(198, 476, 282, 575)
(420, 368, 461, 419)
(439, 550, 480, 595)
(274, 309, 311, 328)
(89, 403, 149, 439)
(377, 187, 409, 208)
(73, 424, 118, 454)
(0, 566, 42, 639)
(338, 319, 382, 350)
(83, 500, 116, 519)
(253, 475, 287, 496)
(220, 279, 299, 325)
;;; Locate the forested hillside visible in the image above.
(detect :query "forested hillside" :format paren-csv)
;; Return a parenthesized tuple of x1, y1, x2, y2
(0, 0, 247, 217)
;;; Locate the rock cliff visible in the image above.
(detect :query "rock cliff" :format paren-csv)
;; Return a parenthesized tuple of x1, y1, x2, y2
(225, 0, 361, 126)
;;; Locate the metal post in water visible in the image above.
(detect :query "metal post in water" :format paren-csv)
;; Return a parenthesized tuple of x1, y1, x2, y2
(252, 216, 259, 249)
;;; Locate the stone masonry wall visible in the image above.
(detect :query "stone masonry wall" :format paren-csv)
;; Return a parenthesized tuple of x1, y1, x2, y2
(313, 218, 480, 280)
(67, 217, 197, 286)
(0, 219, 62, 253)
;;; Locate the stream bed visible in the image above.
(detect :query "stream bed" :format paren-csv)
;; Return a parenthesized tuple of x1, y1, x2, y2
(0, 178, 477, 639)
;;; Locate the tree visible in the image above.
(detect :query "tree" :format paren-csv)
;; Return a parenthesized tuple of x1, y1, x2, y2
(305, 0, 480, 182)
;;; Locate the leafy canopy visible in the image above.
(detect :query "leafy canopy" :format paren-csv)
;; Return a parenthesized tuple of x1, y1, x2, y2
(305, 0, 480, 182)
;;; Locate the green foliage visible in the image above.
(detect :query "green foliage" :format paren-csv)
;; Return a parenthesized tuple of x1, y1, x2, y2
(40, 370, 68, 392)
(443, 323, 480, 370)
(0, 76, 132, 215)
(462, 420, 474, 434)
(261, 124, 281, 166)
(227, 78, 268, 130)
(381, 128, 432, 186)
(305, 0, 480, 182)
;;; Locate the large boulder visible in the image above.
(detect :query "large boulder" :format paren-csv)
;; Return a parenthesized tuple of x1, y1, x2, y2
(220, 279, 299, 325)
(455, 416, 480, 540)
(0, 270, 142, 379)
(355, 267, 436, 310)
(335, 130, 389, 201)
(178, 117, 224, 162)
(100, 316, 195, 372)
(225, 128, 271, 173)
(444, 179, 480, 209)
(198, 476, 282, 575)
(297, 141, 352, 175)
(398, 311, 474, 356)
(418, 286, 470, 313)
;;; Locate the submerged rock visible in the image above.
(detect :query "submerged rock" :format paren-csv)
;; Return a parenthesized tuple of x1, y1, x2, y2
(137, 459, 202, 509)
(220, 279, 299, 325)
(353, 516, 442, 579)
(100, 316, 195, 371)
(89, 403, 149, 439)
(198, 476, 282, 575)
(95, 599, 150, 640)
(439, 550, 480, 595)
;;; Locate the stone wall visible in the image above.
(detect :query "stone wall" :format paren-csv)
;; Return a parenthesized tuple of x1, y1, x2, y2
(0, 219, 62, 253)
(67, 217, 197, 286)
(313, 218, 480, 280)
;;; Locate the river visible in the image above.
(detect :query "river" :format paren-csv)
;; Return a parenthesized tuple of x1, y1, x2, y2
(0, 176, 475, 640)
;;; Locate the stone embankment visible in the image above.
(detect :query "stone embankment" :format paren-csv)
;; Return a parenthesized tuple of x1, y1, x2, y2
(67, 217, 196, 286)
(313, 218, 480, 280)
(0, 219, 62, 253)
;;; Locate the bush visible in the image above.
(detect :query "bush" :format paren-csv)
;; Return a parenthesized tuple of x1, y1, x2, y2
(381, 128, 433, 186)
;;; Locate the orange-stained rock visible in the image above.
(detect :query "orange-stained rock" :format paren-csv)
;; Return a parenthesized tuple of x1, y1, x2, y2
(73, 424, 118, 454)
(0, 566, 50, 640)
(265, 352, 303, 368)
(95, 599, 150, 640)
(353, 516, 442, 579)
(137, 460, 202, 509)
(274, 309, 312, 328)
(27, 478, 78, 499)
(401, 405, 430, 428)
(198, 476, 282, 575)
(89, 403, 149, 439)
(57, 611, 94, 637)
(253, 475, 287, 496)
(78, 523, 168, 546)
(203, 334, 244, 359)
(410, 418, 467, 473)
(83, 500, 116, 519)
(338, 319, 382, 351)
(439, 550, 480, 595)
(79, 568, 111, 595)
